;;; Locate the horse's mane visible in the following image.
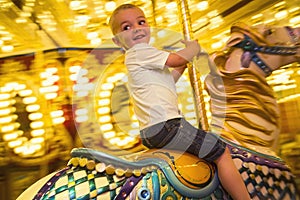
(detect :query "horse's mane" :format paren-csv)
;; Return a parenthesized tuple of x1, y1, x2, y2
(230, 22, 271, 45)
(205, 68, 280, 147)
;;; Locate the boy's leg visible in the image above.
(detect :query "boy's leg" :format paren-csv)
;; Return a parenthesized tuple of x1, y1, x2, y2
(214, 147, 251, 200)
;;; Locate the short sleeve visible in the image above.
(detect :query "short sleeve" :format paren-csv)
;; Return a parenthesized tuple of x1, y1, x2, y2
(126, 43, 170, 70)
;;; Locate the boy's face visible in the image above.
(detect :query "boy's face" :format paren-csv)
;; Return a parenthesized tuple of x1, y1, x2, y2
(112, 7, 150, 50)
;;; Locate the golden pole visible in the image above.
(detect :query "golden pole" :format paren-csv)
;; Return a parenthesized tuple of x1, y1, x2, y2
(176, 0, 209, 131)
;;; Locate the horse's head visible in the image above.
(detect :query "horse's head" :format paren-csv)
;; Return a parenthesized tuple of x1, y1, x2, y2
(212, 22, 299, 77)
(205, 23, 299, 155)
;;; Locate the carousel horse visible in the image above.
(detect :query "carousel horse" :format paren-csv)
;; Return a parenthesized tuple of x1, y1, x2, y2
(17, 23, 299, 200)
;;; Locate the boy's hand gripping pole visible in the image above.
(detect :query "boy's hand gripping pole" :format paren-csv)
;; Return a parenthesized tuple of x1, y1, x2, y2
(176, 0, 209, 131)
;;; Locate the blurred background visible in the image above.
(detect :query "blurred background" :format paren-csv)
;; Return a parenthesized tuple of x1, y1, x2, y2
(0, 0, 299, 199)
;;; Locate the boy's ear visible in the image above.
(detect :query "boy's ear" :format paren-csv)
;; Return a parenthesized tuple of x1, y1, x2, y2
(112, 36, 121, 47)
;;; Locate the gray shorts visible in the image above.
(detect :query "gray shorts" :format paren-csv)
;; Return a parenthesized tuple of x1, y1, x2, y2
(140, 118, 226, 163)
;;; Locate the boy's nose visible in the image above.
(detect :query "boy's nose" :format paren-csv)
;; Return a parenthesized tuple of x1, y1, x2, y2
(133, 28, 142, 33)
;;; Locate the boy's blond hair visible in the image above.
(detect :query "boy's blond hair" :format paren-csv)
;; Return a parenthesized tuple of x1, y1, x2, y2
(109, 4, 144, 35)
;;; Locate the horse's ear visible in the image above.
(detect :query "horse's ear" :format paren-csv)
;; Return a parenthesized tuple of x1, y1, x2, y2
(226, 32, 244, 47)
(210, 52, 226, 70)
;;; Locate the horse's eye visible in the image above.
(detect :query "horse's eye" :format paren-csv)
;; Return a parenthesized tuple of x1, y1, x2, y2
(265, 29, 273, 36)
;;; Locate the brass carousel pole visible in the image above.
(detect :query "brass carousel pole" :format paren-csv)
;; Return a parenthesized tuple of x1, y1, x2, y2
(176, 0, 209, 131)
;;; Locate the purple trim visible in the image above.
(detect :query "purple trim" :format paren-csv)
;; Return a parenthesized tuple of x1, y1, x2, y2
(228, 144, 290, 170)
(114, 175, 143, 200)
(33, 166, 70, 200)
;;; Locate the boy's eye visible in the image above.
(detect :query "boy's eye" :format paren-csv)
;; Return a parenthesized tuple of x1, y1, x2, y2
(122, 25, 131, 31)
(139, 20, 146, 25)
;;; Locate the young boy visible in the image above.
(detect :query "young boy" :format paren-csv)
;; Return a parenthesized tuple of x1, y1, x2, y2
(109, 4, 251, 200)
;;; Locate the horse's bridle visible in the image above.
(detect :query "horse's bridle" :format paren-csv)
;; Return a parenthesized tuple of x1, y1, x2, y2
(233, 27, 299, 76)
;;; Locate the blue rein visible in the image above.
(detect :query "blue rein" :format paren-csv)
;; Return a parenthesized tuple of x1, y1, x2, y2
(233, 34, 298, 76)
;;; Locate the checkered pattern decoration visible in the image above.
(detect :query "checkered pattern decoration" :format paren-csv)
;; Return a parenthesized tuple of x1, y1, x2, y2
(228, 144, 299, 200)
(34, 166, 126, 200)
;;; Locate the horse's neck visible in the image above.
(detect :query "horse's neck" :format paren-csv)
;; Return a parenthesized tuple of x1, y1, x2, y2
(206, 56, 281, 156)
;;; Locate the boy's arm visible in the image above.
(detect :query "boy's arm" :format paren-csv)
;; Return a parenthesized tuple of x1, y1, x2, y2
(165, 40, 200, 68)
(172, 65, 187, 83)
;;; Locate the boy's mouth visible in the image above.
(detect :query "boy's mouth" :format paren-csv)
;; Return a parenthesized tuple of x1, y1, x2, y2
(133, 35, 145, 40)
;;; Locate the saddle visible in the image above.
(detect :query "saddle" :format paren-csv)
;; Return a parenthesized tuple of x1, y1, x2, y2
(69, 148, 218, 192)
(135, 149, 216, 188)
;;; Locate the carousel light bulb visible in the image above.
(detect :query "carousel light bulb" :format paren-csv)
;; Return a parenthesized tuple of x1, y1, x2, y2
(157, 30, 166, 38)
(76, 90, 89, 97)
(109, 137, 120, 145)
(70, 74, 79, 81)
(3, 132, 19, 141)
(39, 85, 59, 93)
(197, 1, 209, 11)
(100, 124, 113, 131)
(0, 100, 11, 108)
(52, 116, 66, 124)
(207, 10, 219, 18)
(30, 137, 44, 144)
(90, 38, 102, 46)
(0, 115, 16, 124)
(22, 145, 36, 155)
(18, 89, 33, 97)
(106, 76, 117, 83)
(87, 32, 98, 40)
(30, 121, 44, 129)
(101, 83, 114, 90)
(50, 110, 64, 118)
(50, 110, 63, 117)
(41, 79, 55, 87)
(150, 37, 155, 44)
(16, 17, 27, 23)
(15, 84, 26, 91)
(131, 115, 137, 121)
(211, 41, 223, 49)
(166, 2, 177, 10)
(105, 1, 116, 12)
(0, 93, 11, 100)
(23, 96, 37, 104)
(103, 131, 116, 139)
(44, 93, 57, 99)
(99, 91, 111, 98)
(128, 129, 139, 136)
(69, 0, 81, 10)
(251, 13, 263, 20)
(131, 122, 139, 128)
(69, 65, 81, 73)
(97, 107, 110, 114)
(290, 15, 300, 24)
(275, 10, 288, 20)
(75, 108, 88, 115)
(98, 98, 110, 105)
(28, 112, 43, 120)
(0, 108, 14, 116)
(14, 145, 25, 154)
(31, 129, 45, 137)
(75, 115, 88, 122)
(117, 138, 128, 147)
(26, 104, 40, 112)
(99, 115, 111, 123)
(289, 7, 300, 13)
(46, 67, 58, 73)
(8, 139, 24, 148)
(1, 36, 12, 41)
(1, 45, 13, 52)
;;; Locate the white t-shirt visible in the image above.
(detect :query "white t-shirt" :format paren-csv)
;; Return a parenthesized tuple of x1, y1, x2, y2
(125, 43, 182, 129)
